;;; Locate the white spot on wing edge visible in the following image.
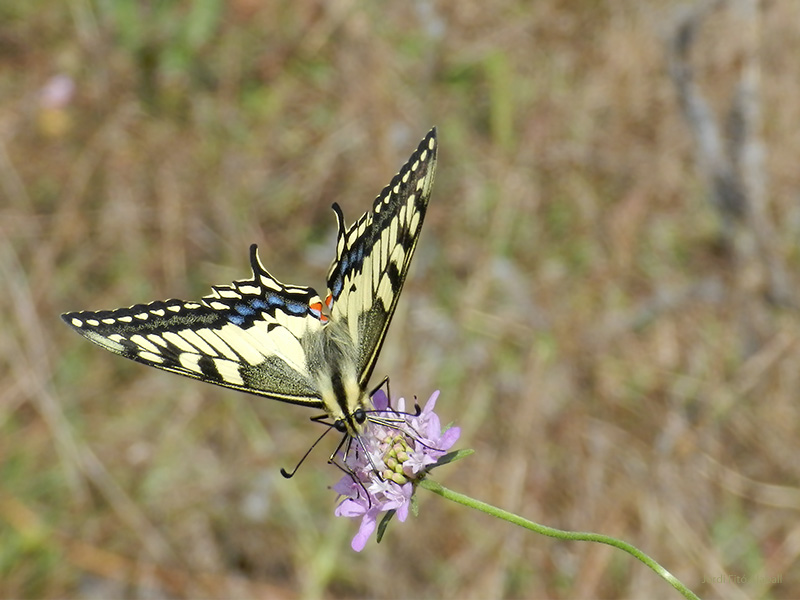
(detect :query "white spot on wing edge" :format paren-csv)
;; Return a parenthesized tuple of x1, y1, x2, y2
(237, 284, 261, 295)
(259, 276, 282, 292)
(285, 284, 311, 294)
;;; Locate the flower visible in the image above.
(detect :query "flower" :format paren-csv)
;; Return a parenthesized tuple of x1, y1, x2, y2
(36, 74, 76, 138)
(38, 74, 75, 110)
(333, 390, 460, 551)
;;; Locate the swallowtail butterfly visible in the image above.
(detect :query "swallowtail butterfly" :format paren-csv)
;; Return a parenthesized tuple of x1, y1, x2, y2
(62, 128, 437, 440)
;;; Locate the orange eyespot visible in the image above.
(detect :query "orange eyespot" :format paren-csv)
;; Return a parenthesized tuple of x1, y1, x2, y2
(309, 301, 329, 322)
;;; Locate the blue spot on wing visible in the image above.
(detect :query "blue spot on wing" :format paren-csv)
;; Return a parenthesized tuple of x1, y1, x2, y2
(266, 294, 284, 308)
(331, 274, 343, 298)
(284, 300, 308, 315)
(235, 304, 255, 316)
(228, 314, 246, 326)
(250, 299, 267, 310)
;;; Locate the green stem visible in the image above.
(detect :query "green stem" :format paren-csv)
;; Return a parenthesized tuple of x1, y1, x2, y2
(419, 478, 700, 600)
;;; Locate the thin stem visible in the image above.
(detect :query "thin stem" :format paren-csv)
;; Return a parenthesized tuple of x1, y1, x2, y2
(419, 478, 700, 600)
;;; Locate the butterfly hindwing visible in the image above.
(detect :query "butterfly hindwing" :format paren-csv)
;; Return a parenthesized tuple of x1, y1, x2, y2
(61, 245, 326, 408)
(325, 128, 437, 388)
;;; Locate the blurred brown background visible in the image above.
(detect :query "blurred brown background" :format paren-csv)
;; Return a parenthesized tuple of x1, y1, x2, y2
(2, 0, 799, 598)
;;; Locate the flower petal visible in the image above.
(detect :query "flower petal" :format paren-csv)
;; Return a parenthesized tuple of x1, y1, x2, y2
(351, 510, 379, 552)
(439, 426, 461, 450)
(372, 389, 389, 411)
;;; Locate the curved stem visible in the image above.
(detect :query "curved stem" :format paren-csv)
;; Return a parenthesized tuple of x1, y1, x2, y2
(419, 478, 699, 600)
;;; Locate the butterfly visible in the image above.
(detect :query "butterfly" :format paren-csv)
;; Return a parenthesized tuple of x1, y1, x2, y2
(62, 128, 438, 441)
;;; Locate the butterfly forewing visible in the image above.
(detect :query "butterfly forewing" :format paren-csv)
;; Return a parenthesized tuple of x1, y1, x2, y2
(325, 129, 437, 388)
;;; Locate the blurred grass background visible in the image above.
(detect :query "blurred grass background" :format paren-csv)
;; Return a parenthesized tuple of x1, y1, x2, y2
(2, 0, 800, 597)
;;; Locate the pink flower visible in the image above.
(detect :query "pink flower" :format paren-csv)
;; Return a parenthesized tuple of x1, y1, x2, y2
(333, 390, 460, 551)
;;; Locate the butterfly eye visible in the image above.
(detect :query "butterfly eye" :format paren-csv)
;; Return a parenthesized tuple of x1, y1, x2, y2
(354, 408, 367, 424)
(334, 419, 348, 433)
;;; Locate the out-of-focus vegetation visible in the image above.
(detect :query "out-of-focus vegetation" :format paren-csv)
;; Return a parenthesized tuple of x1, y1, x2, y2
(2, 0, 799, 597)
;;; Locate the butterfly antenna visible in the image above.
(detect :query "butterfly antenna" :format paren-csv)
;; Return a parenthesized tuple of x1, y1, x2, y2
(368, 378, 421, 417)
(280, 419, 334, 479)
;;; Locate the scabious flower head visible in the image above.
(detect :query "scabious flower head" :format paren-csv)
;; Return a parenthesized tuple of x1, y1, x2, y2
(333, 390, 460, 551)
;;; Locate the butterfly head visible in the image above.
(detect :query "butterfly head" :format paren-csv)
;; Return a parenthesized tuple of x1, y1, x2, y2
(332, 407, 368, 436)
